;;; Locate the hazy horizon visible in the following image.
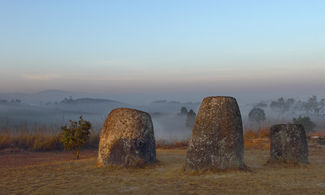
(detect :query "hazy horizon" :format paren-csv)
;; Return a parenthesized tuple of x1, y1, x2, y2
(1, 1, 325, 104)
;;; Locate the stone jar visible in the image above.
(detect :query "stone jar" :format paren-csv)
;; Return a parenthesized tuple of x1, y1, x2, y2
(97, 108, 156, 167)
(185, 96, 245, 171)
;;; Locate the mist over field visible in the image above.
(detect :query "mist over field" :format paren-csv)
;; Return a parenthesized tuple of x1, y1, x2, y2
(0, 90, 197, 140)
(1, 89, 324, 141)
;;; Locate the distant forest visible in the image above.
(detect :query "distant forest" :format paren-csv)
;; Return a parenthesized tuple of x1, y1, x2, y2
(255, 96, 325, 116)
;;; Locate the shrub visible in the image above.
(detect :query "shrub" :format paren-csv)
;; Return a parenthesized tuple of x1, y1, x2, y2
(60, 116, 91, 159)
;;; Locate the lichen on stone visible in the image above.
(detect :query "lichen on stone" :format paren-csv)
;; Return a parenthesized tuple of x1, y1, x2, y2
(268, 124, 308, 165)
(97, 108, 156, 167)
(185, 96, 246, 171)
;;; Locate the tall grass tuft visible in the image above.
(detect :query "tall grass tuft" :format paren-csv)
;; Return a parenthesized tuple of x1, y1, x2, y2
(0, 122, 101, 151)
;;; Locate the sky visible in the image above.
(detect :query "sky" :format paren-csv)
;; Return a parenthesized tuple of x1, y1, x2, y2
(0, 0, 325, 103)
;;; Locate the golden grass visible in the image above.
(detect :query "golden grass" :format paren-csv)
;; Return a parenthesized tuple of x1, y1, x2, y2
(156, 139, 188, 149)
(309, 131, 325, 137)
(243, 128, 270, 150)
(0, 132, 61, 151)
(244, 138, 270, 150)
(1, 125, 323, 151)
(244, 128, 270, 139)
(0, 131, 100, 151)
(0, 144, 324, 194)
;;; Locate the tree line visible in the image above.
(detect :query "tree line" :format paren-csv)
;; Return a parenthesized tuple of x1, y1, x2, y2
(179, 107, 196, 129)
(256, 96, 325, 116)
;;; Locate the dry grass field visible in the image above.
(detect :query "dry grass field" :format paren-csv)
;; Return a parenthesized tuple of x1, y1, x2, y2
(0, 141, 324, 194)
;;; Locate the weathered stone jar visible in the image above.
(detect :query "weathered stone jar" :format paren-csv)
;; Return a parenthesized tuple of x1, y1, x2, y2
(268, 124, 308, 164)
(185, 96, 245, 171)
(97, 108, 156, 167)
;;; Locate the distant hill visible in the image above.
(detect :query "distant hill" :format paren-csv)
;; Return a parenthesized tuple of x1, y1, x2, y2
(0, 89, 87, 105)
(0, 94, 131, 128)
(60, 97, 121, 104)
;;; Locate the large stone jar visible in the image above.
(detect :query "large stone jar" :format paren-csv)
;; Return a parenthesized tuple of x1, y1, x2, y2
(185, 96, 245, 171)
(97, 108, 156, 167)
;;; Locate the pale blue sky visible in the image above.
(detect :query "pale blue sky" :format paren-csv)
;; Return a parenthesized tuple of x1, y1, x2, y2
(0, 0, 325, 101)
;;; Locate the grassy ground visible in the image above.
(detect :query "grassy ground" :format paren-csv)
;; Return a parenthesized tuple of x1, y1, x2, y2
(0, 142, 324, 194)
(0, 127, 271, 151)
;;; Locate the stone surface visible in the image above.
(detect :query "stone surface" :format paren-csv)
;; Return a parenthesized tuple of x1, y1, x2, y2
(97, 108, 156, 167)
(269, 124, 308, 164)
(185, 96, 245, 171)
